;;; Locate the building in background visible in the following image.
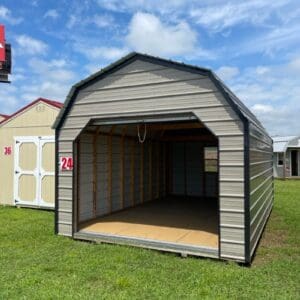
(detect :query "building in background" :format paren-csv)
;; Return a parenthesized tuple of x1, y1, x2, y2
(0, 98, 63, 208)
(273, 136, 300, 178)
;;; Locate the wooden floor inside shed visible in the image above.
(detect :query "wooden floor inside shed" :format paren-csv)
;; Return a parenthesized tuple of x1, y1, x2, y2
(79, 197, 219, 248)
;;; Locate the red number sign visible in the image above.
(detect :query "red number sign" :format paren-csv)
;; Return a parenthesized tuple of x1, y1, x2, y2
(4, 146, 12, 155)
(60, 157, 73, 171)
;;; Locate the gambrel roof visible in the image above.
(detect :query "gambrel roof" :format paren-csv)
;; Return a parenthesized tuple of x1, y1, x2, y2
(53, 52, 268, 136)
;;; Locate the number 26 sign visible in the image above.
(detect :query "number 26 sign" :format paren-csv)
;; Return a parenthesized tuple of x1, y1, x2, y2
(4, 146, 12, 155)
(60, 157, 73, 171)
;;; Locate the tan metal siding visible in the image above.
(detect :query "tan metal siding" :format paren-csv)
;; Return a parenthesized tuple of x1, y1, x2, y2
(58, 223, 72, 236)
(221, 227, 245, 244)
(57, 59, 246, 260)
(220, 196, 244, 211)
(249, 122, 273, 258)
(82, 68, 208, 91)
(220, 243, 245, 261)
(78, 134, 93, 222)
(112, 59, 169, 74)
(56, 140, 73, 235)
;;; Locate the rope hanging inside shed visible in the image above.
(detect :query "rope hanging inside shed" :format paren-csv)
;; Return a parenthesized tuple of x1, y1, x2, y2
(137, 123, 147, 143)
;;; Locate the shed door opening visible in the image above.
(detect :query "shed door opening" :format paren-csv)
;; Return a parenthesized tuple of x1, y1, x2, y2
(75, 120, 219, 254)
(291, 150, 298, 176)
(14, 136, 55, 208)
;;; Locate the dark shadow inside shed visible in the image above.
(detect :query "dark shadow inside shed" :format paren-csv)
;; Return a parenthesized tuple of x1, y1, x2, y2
(74, 120, 219, 253)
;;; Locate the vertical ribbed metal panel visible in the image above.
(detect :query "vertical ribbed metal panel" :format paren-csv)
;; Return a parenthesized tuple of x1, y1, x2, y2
(124, 138, 132, 208)
(111, 136, 121, 211)
(96, 135, 109, 216)
(172, 142, 185, 195)
(186, 142, 203, 196)
(78, 134, 93, 222)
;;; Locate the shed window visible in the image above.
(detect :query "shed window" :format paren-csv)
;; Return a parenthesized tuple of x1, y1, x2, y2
(277, 153, 283, 166)
(205, 147, 218, 172)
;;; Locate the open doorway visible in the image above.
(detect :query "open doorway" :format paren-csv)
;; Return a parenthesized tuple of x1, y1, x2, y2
(291, 150, 299, 176)
(74, 118, 219, 255)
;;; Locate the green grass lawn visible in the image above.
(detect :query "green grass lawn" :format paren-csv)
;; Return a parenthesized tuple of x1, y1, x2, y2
(0, 180, 299, 299)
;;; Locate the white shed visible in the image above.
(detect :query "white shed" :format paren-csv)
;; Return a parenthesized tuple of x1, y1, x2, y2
(273, 136, 300, 178)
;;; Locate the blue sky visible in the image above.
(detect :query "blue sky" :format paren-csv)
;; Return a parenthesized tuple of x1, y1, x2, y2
(0, 0, 299, 135)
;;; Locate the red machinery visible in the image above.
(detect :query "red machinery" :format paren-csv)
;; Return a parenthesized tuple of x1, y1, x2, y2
(0, 24, 11, 83)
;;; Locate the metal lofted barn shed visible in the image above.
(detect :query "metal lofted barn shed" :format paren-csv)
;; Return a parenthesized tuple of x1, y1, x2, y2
(54, 53, 273, 263)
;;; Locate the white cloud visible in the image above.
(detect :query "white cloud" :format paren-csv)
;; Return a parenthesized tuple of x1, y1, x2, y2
(252, 104, 274, 114)
(21, 81, 71, 101)
(28, 58, 67, 70)
(15, 35, 48, 55)
(84, 63, 104, 74)
(66, 12, 115, 30)
(78, 46, 128, 61)
(222, 59, 300, 135)
(10, 73, 26, 82)
(216, 66, 239, 81)
(28, 58, 75, 82)
(92, 14, 114, 28)
(126, 12, 202, 57)
(97, 0, 188, 15)
(0, 5, 23, 25)
(31, 0, 39, 7)
(66, 15, 77, 29)
(287, 57, 300, 72)
(190, 1, 289, 32)
(0, 84, 19, 114)
(238, 23, 300, 57)
(44, 9, 59, 19)
(0, 56, 77, 115)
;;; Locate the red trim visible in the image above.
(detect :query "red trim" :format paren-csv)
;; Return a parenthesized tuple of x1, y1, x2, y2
(0, 114, 9, 118)
(0, 98, 63, 125)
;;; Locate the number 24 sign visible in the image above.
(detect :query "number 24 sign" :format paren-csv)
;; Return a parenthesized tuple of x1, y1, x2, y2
(60, 157, 73, 171)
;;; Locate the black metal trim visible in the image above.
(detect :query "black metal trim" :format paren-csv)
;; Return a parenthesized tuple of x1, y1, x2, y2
(72, 140, 75, 237)
(91, 113, 197, 126)
(137, 55, 208, 76)
(54, 129, 59, 234)
(217, 139, 221, 259)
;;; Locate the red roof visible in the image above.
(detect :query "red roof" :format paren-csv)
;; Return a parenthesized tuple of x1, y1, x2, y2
(39, 98, 64, 109)
(0, 97, 63, 125)
(0, 114, 9, 119)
